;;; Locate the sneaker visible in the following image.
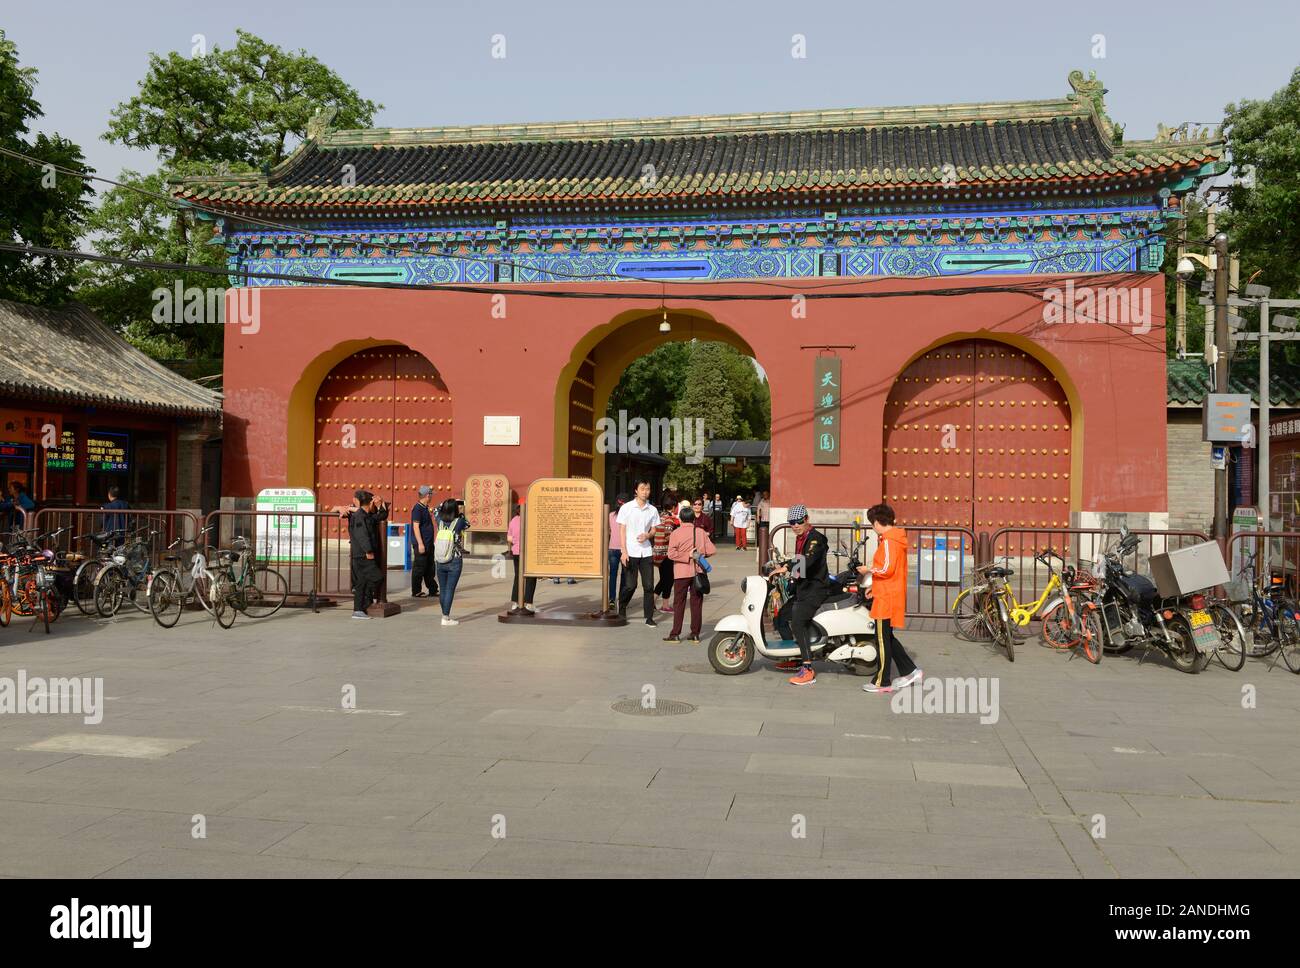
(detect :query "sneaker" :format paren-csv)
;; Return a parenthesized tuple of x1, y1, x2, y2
(862, 683, 893, 694)
(523, 604, 535, 613)
(552, 578, 562, 585)
(351, 611, 371, 620)
(644, 618, 657, 628)
(663, 634, 681, 643)
(441, 616, 459, 626)
(567, 579, 577, 585)
(788, 664, 817, 686)
(773, 659, 802, 672)
(411, 591, 427, 598)
(893, 669, 923, 689)
(688, 636, 701, 644)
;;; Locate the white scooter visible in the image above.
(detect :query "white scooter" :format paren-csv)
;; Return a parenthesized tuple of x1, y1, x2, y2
(707, 551, 880, 677)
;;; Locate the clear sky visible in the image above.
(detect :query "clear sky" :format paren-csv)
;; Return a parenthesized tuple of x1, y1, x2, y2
(6, 0, 1297, 188)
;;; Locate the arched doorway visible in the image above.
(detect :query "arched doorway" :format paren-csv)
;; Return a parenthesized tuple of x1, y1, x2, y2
(882, 339, 1073, 532)
(556, 311, 766, 493)
(314, 346, 453, 507)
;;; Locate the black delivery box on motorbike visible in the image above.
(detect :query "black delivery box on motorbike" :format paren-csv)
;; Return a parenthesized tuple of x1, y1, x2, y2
(1148, 541, 1230, 598)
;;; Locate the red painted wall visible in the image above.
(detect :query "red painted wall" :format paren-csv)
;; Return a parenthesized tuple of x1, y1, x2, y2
(222, 275, 1167, 514)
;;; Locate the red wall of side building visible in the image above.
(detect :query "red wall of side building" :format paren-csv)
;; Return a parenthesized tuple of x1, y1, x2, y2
(221, 275, 1167, 514)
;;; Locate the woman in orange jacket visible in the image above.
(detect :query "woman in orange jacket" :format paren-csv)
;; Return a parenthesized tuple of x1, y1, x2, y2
(858, 503, 922, 694)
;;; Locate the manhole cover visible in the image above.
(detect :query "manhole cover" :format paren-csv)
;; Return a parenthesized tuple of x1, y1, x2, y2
(674, 663, 714, 675)
(611, 698, 697, 717)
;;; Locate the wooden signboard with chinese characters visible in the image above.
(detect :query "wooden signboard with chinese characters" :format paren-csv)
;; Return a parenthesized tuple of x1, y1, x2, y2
(0, 409, 61, 447)
(813, 356, 841, 465)
(464, 473, 510, 531)
(522, 477, 603, 579)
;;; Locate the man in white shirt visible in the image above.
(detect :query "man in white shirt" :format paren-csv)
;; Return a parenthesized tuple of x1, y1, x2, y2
(617, 478, 661, 625)
(731, 496, 751, 551)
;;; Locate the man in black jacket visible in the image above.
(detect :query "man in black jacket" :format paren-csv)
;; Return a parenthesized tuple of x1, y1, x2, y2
(767, 504, 829, 685)
(346, 490, 389, 618)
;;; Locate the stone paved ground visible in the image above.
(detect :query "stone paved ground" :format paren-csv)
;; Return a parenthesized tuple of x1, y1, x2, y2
(1, 551, 1298, 879)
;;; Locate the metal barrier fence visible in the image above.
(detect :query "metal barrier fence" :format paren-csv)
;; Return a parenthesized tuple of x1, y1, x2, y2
(26, 506, 377, 609)
(1225, 531, 1300, 595)
(988, 527, 1213, 619)
(768, 522, 978, 619)
(201, 509, 371, 607)
(29, 508, 201, 561)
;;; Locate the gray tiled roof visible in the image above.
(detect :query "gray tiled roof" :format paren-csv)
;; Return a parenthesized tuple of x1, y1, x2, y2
(1167, 357, 1300, 407)
(0, 299, 222, 416)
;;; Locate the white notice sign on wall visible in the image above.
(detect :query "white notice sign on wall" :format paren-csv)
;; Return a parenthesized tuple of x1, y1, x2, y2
(483, 416, 520, 446)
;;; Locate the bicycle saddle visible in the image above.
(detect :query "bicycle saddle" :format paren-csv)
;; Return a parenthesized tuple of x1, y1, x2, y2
(986, 567, 1014, 578)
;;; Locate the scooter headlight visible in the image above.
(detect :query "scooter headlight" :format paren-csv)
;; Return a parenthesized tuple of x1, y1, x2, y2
(740, 577, 747, 595)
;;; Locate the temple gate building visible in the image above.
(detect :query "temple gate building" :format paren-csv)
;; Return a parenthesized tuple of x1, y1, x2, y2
(176, 71, 1224, 530)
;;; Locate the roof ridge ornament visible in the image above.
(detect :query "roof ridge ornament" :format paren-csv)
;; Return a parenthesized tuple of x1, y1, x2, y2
(1155, 121, 1222, 144)
(1068, 69, 1123, 146)
(307, 105, 338, 142)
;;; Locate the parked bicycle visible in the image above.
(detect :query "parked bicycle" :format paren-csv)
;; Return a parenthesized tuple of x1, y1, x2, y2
(952, 559, 1019, 661)
(69, 529, 127, 616)
(0, 528, 68, 633)
(1230, 548, 1300, 674)
(1036, 551, 1104, 664)
(146, 527, 217, 628)
(93, 528, 160, 618)
(203, 534, 288, 629)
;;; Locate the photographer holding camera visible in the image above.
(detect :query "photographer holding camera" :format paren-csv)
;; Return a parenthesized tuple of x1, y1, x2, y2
(339, 490, 389, 619)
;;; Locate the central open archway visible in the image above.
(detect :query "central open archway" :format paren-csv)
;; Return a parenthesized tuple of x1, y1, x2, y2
(555, 310, 763, 491)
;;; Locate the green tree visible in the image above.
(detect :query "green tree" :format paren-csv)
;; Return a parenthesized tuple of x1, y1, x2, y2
(1223, 67, 1300, 300)
(80, 31, 382, 360)
(0, 29, 94, 305)
(606, 341, 691, 420)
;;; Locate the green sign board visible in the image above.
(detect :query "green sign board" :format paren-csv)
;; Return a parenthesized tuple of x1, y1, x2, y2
(813, 357, 841, 465)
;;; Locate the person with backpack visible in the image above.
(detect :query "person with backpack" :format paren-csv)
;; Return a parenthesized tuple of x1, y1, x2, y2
(432, 497, 471, 626)
(663, 505, 716, 643)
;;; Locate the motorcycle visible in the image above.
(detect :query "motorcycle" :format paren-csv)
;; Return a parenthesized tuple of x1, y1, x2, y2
(708, 550, 879, 677)
(1094, 526, 1221, 674)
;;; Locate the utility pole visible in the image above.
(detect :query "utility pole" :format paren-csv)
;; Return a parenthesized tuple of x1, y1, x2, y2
(1175, 218, 1187, 355)
(1213, 231, 1231, 540)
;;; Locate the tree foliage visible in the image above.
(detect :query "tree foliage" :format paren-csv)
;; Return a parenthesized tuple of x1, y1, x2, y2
(1223, 67, 1300, 300)
(79, 31, 381, 360)
(0, 29, 94, 305)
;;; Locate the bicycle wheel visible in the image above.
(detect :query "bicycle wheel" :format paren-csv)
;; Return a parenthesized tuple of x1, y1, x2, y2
(1080, 604, 1104, 664)
(240, 567, 288, 618)
(211, 574, 237, 629)
(148, 571, 184, 628)
(953, 585, 993, 641)
(1209, 603, 1247, 672)
(989, 596, 1014, 661)
(72, 560, 103, 616)
(1039, 600, 1081, 650)
(1277, 604, 1300, 674)
(191, 568, 215, 613)
(94, 567, 125, 617)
